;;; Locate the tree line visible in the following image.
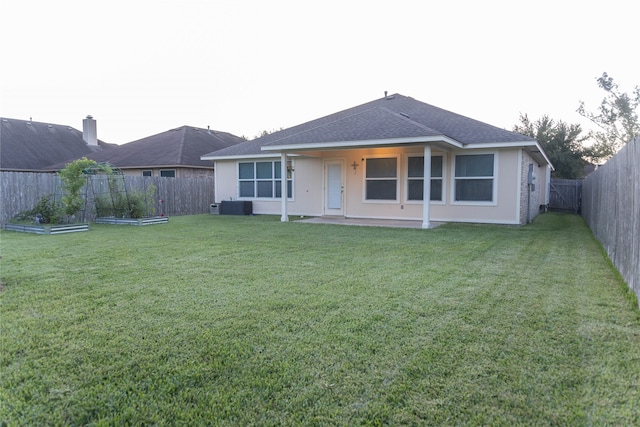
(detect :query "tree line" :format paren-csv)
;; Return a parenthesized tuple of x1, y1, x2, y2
(514, 72, 639, 179)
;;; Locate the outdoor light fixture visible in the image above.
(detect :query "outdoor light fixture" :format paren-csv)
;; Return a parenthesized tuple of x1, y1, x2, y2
(351, 161, 359, 174)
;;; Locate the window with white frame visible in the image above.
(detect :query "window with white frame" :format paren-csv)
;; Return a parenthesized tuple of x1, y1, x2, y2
(160, 169, 176, 178)
(407, 155, 443, 201)
(365, 157, 397, 200)
(454, 154, 494, 202)
(142, 170, 152, 177)
(238, 161, 292, 199)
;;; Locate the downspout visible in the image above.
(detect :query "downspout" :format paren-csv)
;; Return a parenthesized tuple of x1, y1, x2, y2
(214, 160, 219, 203)
(528, 182, 532, 224)
(527, 163, 534, 223)
(422, 144, 431, 229)
(281, 152, 288, 222)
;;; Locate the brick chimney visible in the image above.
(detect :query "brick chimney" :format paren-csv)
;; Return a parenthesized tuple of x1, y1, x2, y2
(82, 115, 98, 146)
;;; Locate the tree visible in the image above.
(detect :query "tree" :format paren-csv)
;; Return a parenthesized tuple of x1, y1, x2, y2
(58, 157, 98, 220)
(513, 114, 588, 179)
(577, 72, 640, 161)
(253, 127, 284, 139)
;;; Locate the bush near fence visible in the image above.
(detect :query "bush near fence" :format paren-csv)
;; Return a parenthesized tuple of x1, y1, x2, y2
(0, 172, 215, 225)
(582, 137, 640, 306)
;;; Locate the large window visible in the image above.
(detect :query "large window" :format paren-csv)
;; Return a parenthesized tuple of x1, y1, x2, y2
(238, 161, 292, 199)
(407, 156, 443, 201)
(365, 157, 397, 200)
(454, 154, 494, 202)
(160, 170, 176, 178)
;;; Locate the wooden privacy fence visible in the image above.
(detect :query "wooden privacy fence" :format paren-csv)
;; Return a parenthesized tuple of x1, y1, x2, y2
(549, 178, 582, 213)
(582, 137, 640, 306)
(0, 172, 215, 225)
(0, 172, 56, 225)
(122, 176, 215, 219)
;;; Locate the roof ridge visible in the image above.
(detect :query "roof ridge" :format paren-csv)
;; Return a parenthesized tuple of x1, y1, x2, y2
(262, 104, 394, 146)
(176, 126, 188, 163)
(377, 105, 444, 137)
(1, 116, 80, 130)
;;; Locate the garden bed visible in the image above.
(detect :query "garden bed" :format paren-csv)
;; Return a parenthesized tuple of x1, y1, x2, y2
(94, 216, 169, 225)
(3, 222, 89, 235)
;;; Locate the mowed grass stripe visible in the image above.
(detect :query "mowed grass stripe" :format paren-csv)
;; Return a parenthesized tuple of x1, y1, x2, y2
(1, 213, 638, 425)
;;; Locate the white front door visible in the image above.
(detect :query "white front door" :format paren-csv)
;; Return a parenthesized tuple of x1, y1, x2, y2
(324, 160, 344, 216)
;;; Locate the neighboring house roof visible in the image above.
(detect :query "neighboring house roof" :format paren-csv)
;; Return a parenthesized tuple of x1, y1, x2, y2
(45, 125, 245, 171)
(202, 93, 551, 167)
(0, 117, 114, 172)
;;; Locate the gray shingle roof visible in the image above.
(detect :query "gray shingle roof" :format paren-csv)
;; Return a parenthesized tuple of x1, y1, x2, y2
(0, 117, 114, 171)
(47, 125, 245, 170)
(202, 94, 535, 159)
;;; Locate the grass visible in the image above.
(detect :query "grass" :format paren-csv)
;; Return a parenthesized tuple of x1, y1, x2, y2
(1, 213, 639, 425)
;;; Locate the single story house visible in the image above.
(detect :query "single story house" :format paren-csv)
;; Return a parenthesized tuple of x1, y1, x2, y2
(0, 115, 114, 172)
(202, 93, 553, 227)
(46, 125, 245, 178)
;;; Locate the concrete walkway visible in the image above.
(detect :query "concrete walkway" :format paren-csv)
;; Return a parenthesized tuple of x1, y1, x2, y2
(296, 217, 444, 229)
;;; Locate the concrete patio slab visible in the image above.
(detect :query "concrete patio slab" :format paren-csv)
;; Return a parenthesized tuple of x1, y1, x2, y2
(296, 217, 444, 229)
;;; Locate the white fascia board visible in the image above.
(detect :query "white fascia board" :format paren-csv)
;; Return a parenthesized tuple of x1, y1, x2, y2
(464, 140, 554, 169)
(260, 135, 463, 152)
(531, 141, 554, 170)
(201, 153, 302, 161)
(462, 140, 537, 150)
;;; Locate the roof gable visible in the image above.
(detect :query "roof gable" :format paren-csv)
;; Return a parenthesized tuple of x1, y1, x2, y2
(202, 94, 536, 159)
(262, 106, 442, 147)
(0, 117, 113, 171)
(63, 126, 245, 169)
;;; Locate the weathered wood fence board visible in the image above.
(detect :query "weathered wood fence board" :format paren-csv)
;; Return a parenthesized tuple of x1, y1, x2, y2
(1, 172, 56, 225)
(582, 137, 640, 306)
(549, 178, 582, 213)
(1, 172, 215, 224)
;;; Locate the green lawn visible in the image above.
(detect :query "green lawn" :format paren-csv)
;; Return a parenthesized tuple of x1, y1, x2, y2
(1, 213, 639, 425)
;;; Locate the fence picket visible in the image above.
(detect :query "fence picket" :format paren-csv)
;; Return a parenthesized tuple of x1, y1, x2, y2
(582, 137, 640, 306)
(1, 172, 215, 224)
(549, 178, 582, 213)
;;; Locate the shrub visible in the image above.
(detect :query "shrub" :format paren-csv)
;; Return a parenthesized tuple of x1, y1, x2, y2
(58, 158, 97, 219)
(94, 190, 152, 219)
(10, 195, 62, 224)
(126, 191, 147, 219)
(94, 194, 115, 218)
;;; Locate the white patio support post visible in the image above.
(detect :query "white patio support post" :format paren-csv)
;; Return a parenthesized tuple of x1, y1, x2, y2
(422, 144, 431, 229)
(280, 152, 289, 222)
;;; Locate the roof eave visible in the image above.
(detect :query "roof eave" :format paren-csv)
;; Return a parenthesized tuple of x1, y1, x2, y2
(201, 137, 555, 169)
(201, 153, 304, 161)
(260, 135, 464, 152)
(526, 141, 555, 171)
(465, 140, 554, 170)
(100, 164, 214, 170)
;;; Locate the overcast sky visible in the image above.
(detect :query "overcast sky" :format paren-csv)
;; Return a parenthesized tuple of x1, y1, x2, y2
(1, 0, 637, 144)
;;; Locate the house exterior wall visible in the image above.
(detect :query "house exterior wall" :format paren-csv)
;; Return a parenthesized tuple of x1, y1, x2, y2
(519, 150, 549, 224)
(121, 167, 213, 178)
(214, 145, 531, 225)
(215, 161, 239, 202)
(214, 158, 323, 215)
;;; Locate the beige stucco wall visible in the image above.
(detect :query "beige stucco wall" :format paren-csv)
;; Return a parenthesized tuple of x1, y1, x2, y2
(215, 158, 323, 216)
(214, 146, 535, 225)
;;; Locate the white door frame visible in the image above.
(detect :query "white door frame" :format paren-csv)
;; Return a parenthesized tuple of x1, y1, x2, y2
(324, 159, 345, 216)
